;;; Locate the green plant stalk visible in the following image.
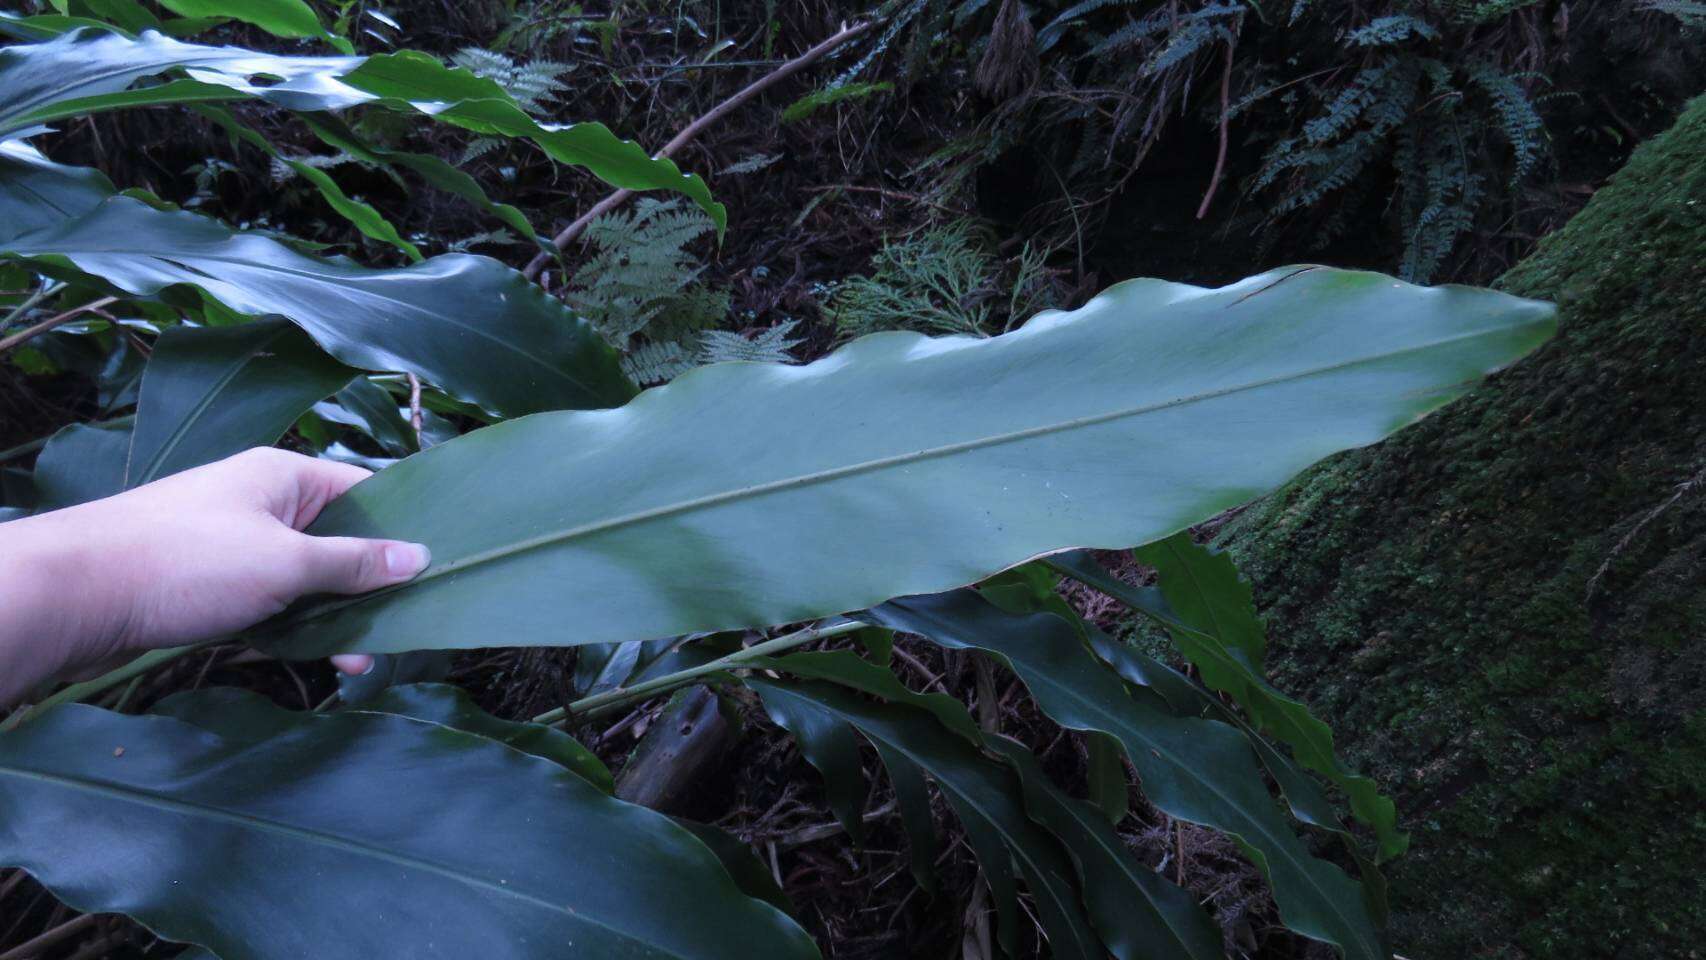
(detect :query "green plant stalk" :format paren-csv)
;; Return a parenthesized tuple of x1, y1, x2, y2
(0, 281, 64, 333)
(531, 620, 864, 726)
(0, 642, 208, 732)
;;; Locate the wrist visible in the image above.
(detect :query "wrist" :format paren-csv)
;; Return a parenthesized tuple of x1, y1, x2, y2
(0, 511, 124, 706)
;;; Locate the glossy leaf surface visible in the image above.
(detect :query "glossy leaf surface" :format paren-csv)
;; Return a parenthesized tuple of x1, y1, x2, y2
(258, 267, 1554, 657)
(0, 702, 818, 959)
(0, 140, 112, 243)
(127, 320, 357, 487)
(0, 197, 635, 417)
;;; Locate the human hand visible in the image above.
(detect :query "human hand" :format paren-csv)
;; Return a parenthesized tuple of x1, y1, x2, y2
(0, 448, 429, 706)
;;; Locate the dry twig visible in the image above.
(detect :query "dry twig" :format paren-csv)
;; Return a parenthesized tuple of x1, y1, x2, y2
(522, 21, 874, 280)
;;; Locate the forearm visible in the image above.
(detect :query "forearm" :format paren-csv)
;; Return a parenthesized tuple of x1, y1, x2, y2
(0, 513, 112, 707)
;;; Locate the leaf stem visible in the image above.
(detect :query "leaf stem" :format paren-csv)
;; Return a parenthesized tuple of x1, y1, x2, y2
(0, 643, 209, 732)
(531, 619, 863, 726)
(0, 281, 64, 332)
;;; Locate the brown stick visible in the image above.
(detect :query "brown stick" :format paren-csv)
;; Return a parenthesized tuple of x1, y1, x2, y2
(405, 371, 424, 441)
(1196, 31, 1237, 221)
(0, 913, 99, 960)
(0, 297, 119, 354)
(521, 20, 874, 280)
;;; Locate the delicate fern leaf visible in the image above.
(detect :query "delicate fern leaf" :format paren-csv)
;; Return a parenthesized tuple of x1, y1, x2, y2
(621, 339, 697, 385)
(697, 320, 802, 366)
(1464, 61, 1545, 180)
(720, 153, 783, 175)
(1347, 14, 1440, 46)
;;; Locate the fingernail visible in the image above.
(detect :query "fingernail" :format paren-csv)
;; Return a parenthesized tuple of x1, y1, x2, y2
(331, 654, 374, 676)
(384, 542, 431, 578)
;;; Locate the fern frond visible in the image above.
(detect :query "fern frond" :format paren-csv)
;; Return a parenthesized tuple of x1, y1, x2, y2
(1347, 14, 1441, 46)
(621, 339, 697, 385)
(1464, 60, 1545, 180)
(697, 320, 802, 365)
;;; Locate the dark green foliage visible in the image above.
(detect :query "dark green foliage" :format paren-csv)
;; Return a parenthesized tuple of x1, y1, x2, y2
(1221, 97, 1706, 957)
(898, 0, 1697, 283)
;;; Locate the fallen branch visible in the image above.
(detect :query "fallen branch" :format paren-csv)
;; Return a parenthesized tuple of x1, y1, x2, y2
(522, 20, 874, 281)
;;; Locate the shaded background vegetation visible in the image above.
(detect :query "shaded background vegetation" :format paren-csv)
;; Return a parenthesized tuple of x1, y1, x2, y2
(2, 1, 1703, 957)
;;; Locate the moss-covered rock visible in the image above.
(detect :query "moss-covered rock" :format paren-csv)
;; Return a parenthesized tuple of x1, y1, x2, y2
(1220, 98, 1706, 957)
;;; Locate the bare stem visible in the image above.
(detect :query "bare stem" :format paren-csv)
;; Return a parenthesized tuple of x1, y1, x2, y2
(531, 619, 864, 726)
(0, 296, 119, 354)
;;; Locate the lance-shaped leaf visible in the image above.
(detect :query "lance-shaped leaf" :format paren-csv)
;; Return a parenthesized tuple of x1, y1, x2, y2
(983, 735, 1225, 960)
(253, 267, 1554, 657)
(0, 141, 112, 243)
(0, 29, 721, 226)
(0, 703, 820, 959)
(156, 0, 351, 53)
(751, 677, 1102, 959)
(154, 683, 614, 794)
(754, 651, 1221, 960)
(333, 377, 418, 457)
(1051, 542, 1407, 860)
(1057, 549, 1405, 862)
(153, 685, 787, 922)
(127, 320, 357, 488)
(0, 197, 635, 417)
(863, 591, 1388, 960)
(1087, 631, 1391, 922)
(757, 680, 870, 843)
(31, 419, 129, 510)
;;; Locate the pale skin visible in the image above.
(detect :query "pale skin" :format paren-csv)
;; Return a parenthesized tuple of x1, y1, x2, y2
(0, 447, 431, 708)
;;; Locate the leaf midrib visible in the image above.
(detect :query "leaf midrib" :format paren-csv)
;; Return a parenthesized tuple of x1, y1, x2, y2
(131, 324, 291, 487)
(287, 317, 1547, 626)
(0, 761, 686, 957)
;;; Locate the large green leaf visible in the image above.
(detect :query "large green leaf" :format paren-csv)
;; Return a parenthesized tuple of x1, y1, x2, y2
(863, 591, 1388, 959)
(156, 0, 350, 52)
(752, 678, 1102, 959)
(0, 29, 363, 137)
(1051, 541, 1407, 860)
(0, 28, 722, 227)
(153, 684, 791, 925)
(154, 683, 614, 794)
(0, 140, 112, 243)
(0, 702, 819, 959)
(256, 267, 1554, 657)
(31, 419, 129, 510)
(0, 197, 635, 417)
(127, 320, 357, 487)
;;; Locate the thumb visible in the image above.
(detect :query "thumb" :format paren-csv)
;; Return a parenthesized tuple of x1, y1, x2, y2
(292, 536, 432, 596)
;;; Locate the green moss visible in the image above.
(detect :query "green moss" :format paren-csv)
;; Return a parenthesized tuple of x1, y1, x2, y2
(1221, 97, 1706, 957)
